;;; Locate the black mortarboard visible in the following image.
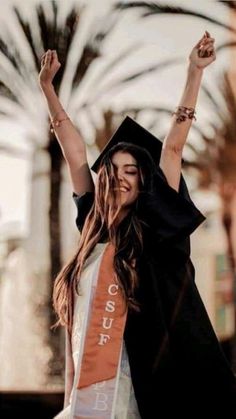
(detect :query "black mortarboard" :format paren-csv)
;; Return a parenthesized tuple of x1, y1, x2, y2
(91, 116, 163, 173)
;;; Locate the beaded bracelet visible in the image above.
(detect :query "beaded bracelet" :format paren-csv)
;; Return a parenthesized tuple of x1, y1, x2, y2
(50, 109, 70, 133)
(172, 106, 196, 124)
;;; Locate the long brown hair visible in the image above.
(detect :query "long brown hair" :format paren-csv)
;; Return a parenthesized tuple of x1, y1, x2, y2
(53, 142, 158, 333)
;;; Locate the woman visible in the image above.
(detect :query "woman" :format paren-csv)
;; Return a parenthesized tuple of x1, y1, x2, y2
(39, 32, 236, 418)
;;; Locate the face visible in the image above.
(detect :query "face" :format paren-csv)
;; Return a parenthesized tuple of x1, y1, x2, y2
(111, 151, 140, 208)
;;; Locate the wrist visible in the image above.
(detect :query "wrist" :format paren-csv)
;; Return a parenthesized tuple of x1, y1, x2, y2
(187, 62, 204, 77)
(40, 81, 55, 93)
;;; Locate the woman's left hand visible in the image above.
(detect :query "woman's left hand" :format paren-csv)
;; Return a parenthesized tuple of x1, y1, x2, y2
(189, 31, 216, 70)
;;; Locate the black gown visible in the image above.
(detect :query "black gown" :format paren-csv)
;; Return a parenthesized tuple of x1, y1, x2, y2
(72, 167, 236, 419)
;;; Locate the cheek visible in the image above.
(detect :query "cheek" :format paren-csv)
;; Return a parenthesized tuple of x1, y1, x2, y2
(130, 176, 139, 189)
(133, 178, 139, 196)
(128, 179, 139, 200)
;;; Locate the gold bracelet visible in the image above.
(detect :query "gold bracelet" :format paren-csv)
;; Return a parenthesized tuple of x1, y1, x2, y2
(172, 106, 196, 124)
(50, 109, 70, 133)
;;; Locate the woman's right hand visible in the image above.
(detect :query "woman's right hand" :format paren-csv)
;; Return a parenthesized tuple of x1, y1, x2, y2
(39, 49, 61, 87)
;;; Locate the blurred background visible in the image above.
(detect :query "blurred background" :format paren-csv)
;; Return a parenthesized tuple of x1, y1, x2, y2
(1, 0, 236, 417)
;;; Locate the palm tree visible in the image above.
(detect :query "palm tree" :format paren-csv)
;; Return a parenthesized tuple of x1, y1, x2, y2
(0, 0, 131, 385)
(184, 76, 236, 260)
(92, 83, 236, 369)
(88, 1, 236, 370)
(0, 0, 191, 386)
(1, 0, 236, 386)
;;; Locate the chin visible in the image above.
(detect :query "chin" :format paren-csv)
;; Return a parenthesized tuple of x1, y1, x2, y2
(122, 198, 136, 208)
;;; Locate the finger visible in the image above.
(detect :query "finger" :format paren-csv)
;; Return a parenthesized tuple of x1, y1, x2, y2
(204, 49, 216, 59)
(199, 41, 214, 51)
(204, 50, 213, 58)
(198, 47, 211, 58)
(41, 49, 51, 58)
(41, 51, 47, 63)
(51, 50, 58, 61)
(45, 51, 50, 63)
(204, 44, 215, 52)
(199, 38, 214, 50)
(199, 47, 215, 58)
(195, 34, 206, 49)
(52, 50, 61, 68)
(208, 49, 215, 58)
(202, 39, 215, 46)
(195, 31, 210, 48)
(45, 50, 52, 67)
(40, 53, 45, 61)
(199, 39, 214, 53)
(197, 40, 214, 55)
(40, 52, 47, 67)
(198, 49, 205, 58)
(202, 38, 215, 45)
(200, 42, 215, 53)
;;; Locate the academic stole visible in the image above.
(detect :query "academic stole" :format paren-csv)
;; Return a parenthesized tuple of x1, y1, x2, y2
(77, 242, 128, 389)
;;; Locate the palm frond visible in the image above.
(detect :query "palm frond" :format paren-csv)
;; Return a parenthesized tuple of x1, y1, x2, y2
(81, 57, 181, 107)
(0, 38, 27, 79)
(183, 159, 212, 189)
(72, 45, 100, 87)
(13, 7, 39, 70)
(115, 58, 181, 83)
(218, 1, 236, 12)
(114, 1, 236, 33)
(185, 142, 202, 156)
(183, 159, 207, 170)
(0, 81, 19, 103)
(216, 41, 236, 53)
(0, 144, 30, 159)
(220, 72, 236, 133)
(72, 10, 121, 87)
(37, 3, 79, 88)
(0, 1, 82, 105)
(56, 7, 78, 59)
(201, 134, 218, 150)
(86, 42, 144, 91)
(201, 84, 225, 120)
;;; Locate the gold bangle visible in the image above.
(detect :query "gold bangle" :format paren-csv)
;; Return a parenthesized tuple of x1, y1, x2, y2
(50, 110, 70, 133)
(50, 117, 70, 133)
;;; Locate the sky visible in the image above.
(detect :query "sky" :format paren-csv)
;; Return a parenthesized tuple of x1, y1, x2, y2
(0, 0, 232, 238)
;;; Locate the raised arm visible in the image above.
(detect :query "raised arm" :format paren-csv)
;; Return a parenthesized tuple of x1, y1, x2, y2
(39, 49, 94, 196)
(159, 31, 216, 192)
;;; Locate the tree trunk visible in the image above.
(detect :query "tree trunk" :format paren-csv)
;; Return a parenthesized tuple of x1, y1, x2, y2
(47, 135, 64, 384)
(220, 189, 236, 372)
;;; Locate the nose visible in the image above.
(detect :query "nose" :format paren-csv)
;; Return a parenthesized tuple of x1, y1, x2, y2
(116, 171, 128, 190)
(117, 169, 124, 181)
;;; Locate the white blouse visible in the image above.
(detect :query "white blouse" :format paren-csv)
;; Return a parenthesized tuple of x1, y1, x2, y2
(54, 242, 140, 419)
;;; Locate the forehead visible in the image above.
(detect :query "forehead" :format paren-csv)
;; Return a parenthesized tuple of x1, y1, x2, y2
(111, 151, 137, 166)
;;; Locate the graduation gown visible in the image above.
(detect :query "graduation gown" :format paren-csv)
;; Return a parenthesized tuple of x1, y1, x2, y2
(72, 167, 236, 418)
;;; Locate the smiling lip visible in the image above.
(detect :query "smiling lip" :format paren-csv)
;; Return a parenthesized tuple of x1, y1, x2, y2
(119, 187, 130, 192)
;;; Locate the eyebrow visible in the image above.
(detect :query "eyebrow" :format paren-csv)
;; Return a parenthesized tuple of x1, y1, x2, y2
(112, 163, 138, 168)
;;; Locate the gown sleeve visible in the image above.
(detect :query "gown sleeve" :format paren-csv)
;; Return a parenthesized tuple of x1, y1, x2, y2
(138, 166, 206, 246)
(72, 191, 94, 232)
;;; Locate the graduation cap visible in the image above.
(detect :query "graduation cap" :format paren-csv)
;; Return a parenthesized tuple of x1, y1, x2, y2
(91, 116, 163, 173)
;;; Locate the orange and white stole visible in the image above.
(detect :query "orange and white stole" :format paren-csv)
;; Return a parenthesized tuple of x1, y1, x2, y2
(71, 242, 128, 418)
(77, 241, 127, 388)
